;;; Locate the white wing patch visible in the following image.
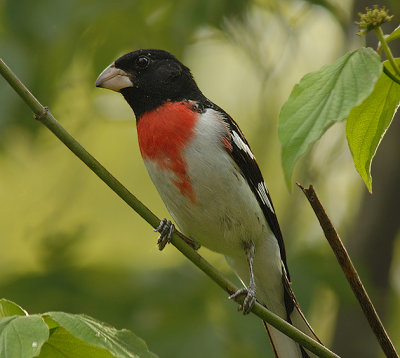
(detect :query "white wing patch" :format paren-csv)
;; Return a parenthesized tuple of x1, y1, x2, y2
(257, 182, 275, 214)
(230, 129, 274, 214)
(231, 131, 255, 159)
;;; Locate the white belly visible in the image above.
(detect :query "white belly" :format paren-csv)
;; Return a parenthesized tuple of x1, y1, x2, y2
(142, 107, 285, 317)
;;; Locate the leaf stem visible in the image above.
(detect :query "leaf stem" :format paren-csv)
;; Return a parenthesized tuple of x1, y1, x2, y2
(375, 26, 400, 77)
(0, 58, 339, 358)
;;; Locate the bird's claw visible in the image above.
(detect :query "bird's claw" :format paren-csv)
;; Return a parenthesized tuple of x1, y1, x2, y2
(229, 287, 256, 315)
(154, 218, 174, 250)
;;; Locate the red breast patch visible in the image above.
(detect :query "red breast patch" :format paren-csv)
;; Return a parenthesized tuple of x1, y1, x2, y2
(137, 101, 198, 203)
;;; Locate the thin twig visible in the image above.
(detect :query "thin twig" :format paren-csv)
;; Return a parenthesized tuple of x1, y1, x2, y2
(0, 58, 339, 358)
(297, 183, 398, 358)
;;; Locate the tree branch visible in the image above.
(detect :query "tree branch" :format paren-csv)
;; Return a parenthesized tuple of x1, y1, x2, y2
(297, 183, 398, 358)
(0, 58, 339, 358)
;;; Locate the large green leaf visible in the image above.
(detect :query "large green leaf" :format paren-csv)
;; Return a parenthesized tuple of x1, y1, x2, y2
(0, 299, 157, 358)
(39, 326, 115, 358)
(0, 315, 49, 358)
(346, 60, 400, 192)
(278, 48, 382, 186)
(0, 299, 28, 318)
(47, 312, 158, 358)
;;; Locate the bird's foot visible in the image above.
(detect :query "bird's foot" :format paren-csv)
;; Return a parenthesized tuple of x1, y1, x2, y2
(229, 286, 256, 315)
(154, 219, 200, 250)
(154, 218, 174, 250)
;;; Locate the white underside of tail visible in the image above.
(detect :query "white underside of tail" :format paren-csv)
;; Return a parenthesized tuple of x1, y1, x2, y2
(266, 324, 303, 358)
(289, 303, 320, 358)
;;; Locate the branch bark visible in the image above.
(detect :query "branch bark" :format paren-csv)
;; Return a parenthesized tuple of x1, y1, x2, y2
(0, 58, 339, 358)
(298, 183, 398, 358)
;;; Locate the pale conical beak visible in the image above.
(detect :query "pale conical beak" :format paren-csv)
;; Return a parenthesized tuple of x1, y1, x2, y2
(95, 63, 134, 92)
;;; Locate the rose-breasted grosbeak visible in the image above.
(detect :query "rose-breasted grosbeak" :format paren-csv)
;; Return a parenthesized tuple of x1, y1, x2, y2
(96, 49, 320, 358)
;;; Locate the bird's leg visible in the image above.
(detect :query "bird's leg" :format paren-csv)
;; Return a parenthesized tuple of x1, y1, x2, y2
(229, 241, 257, 314)
(154, 218, 175, 250)
(154, 218, 201, 251)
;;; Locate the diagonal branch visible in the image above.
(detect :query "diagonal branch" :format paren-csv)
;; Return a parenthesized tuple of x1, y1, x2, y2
(297, 183, 398, 358)
(0, 58, 339, 358)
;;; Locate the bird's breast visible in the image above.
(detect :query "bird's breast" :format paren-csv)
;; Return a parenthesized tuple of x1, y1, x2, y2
(138, 106, 269, 255)
(137, 100, 199, 203)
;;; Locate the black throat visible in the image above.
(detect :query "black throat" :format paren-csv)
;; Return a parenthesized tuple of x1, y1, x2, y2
(121, 84, 205, 121)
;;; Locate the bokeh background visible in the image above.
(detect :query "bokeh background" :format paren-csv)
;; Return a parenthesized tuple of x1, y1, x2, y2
(1, 0, 400, 357)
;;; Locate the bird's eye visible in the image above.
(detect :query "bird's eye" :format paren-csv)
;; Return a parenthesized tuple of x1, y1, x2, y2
(136, 56, 150, 69)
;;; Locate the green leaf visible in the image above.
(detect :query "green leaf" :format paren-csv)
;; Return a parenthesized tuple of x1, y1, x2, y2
(47, 312, 158, 358)
(0, 299, 28, 318)
(39, 326, 115, 358)
(386, 24, 400, 44)
(346, 60, 400, 192)
(278, 48, 382, 187)
(42, 315, 60, 330)
(0, 315, 49, 358)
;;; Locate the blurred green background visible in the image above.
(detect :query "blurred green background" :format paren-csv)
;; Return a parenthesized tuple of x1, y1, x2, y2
(1, 0, 400, 357)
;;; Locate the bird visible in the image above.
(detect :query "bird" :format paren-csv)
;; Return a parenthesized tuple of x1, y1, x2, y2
(95, 49, 320, 358)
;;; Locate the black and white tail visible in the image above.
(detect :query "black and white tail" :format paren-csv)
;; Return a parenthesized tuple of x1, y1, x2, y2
(262, 274, 321, 358)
